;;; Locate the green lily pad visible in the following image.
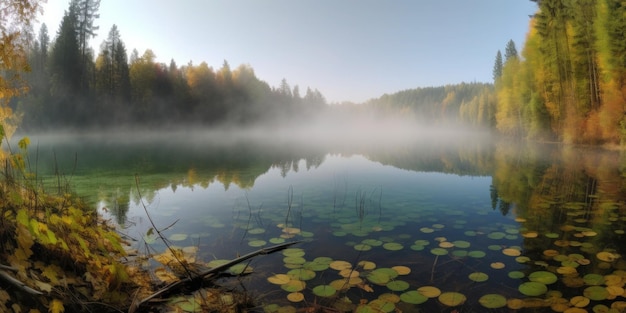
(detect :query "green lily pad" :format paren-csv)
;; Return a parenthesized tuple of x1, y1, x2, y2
(452, 240, 470, 248)
(430, 248, 448, 256)
(400, 290, 428, 304)
(583, 286, 609, 301)
(247, 228, 265, 234)
(382, 242, 403, 251)
(281, 280, 306, 292)
(468, 250, 486, 258)
(312, 285, 336, 297)
(248, 239, 267, 247)
(528, 271, 558, 285)
(438, 292, 466, 306)
(354, 244, 372, 251)
(487, 232, 506, 239)
(508, 271, 525, 279)
(583, 273, 605, 286)
(367, 271, 390, 285)
(362, 239, 383, 246)
(479, 294, 507, 308)
(518, 281, 547, 296)
(287, 269, 315, 281)
(468, 272, 489, 282)
(386, 280, 410, 291)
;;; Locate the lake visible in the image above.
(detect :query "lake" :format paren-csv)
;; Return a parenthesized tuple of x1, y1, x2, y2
(25, 130, 626, 312)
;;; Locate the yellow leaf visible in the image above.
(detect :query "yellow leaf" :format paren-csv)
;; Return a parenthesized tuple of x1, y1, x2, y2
(34, 280, 52, 293)
(42, 265, 62, 285)
(48, 299, 64, 313)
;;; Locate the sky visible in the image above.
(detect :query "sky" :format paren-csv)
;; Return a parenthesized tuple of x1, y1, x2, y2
(37, 0, 538, 104)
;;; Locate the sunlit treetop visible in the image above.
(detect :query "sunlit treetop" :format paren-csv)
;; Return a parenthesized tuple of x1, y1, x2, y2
(0, 0, 44, 103)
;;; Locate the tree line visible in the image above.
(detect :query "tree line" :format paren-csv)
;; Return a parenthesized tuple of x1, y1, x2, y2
(493, 0, 626, 145)
(15, 0, 328, 131)
(7, 0, 626, 146)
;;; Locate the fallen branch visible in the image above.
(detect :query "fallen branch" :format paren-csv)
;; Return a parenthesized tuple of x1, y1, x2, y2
(0, 267, 44, 295)
(128, 240, 302, 313)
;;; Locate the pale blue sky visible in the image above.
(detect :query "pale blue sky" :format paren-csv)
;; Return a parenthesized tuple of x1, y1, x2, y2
(38, 1, 537, 103)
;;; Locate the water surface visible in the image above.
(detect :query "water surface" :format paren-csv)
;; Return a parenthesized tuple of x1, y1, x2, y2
(27, 131, 626, 312)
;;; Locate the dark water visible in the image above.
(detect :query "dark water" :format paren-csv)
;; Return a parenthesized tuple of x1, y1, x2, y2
(25, 131, 626, 312)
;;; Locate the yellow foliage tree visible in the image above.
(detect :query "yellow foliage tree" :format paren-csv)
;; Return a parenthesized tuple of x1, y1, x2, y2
(0, 0, 43, 140)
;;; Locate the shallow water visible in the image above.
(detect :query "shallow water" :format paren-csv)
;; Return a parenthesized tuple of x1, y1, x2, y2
(26, 131, 626, 312)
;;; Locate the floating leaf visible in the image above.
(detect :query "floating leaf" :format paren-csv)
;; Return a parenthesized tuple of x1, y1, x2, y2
(287, 269, 315, 281)
(430, 248, 448, 256)
(570, 295, 590, 307)
(382, 242, 403, 251)
(368, 299, 395, 312)
(357, 261, 376, 270)
(417, 286, 441, 298)
(502, 248, 521, 257)
(312, 285, 336, 297)
(468, 250, 486, 258)
(438, 292, 466, 306)
(518, 282, 548, 296)
(281, 280, 306, 292)
(583, 273, 605, 286)
(366, 271, 390, 285)
(386, 280, 410, 291)
(479, 294, 507, 309)
(354, 244, 372, 251)
(391, 266, 411, 275)
(330, 260, 352, 271)
(452, 240, 470, 248)
(287, 292, 304, 302)
(248, 240, 267, 247)
(267, 274, 290, 285)
(469, 272, 489, 282)
(400, 291, 428, 304)
(508, 271, 525, 279)
(490, 262, 505, 269)
(583, 286, 609, 301)
(528, 271, 558, 285)
(596, 251, 620, 262)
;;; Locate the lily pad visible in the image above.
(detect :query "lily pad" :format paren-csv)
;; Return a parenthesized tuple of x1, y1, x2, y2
(382, 242, 403, 251)
(281, 280, 306, 292)
(583, 286, 609, 301)
(287, 268, 315, 281)
(417, 286, 441, 298)
(518, 281, 548, 296)
(312, 285, 336, 297)
(430, 248, 448, 256)
(287, 292, 304, 302)
(528, 271, 558, 285)
(329, 260, 352, 271)
(386, 280, 410, 291)
(267, 274, 290, 285)
(391, 266, 411, 275)
(468, 272, 489, 282)
(400, 291, 428, 304)
(508, 271, 525, 279)
(438, 292, 466, 306)
(479, 294, 507, 309)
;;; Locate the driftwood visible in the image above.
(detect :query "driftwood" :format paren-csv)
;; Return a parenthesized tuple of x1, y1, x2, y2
(128, 240, 302, 313)
(0, 264, 44, 295)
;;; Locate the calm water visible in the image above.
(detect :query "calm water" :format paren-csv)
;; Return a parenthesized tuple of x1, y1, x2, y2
(26, 131, 626, 312)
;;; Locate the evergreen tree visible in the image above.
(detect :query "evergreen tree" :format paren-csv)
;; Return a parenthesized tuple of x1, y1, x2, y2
(504, 39, 518, 61)
(493, 50, 503, 81)
(74, 0, 100, 91)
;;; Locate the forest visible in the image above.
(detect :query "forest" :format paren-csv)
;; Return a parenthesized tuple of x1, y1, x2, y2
(493, 0, 626, 145)
(5, 0, 626, 143)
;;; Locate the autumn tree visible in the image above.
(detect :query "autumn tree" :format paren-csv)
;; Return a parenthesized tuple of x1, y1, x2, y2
(0, 0, 43, 138)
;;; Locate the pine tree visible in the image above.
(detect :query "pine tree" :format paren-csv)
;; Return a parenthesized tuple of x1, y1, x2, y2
(493, 50, 503, 81)
(504, 39, 518, 61)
